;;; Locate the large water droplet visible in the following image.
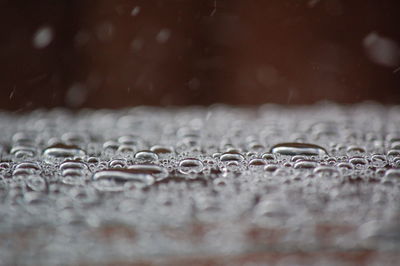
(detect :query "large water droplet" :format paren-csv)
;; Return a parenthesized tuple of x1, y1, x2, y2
(134, 150, 158, 162)
(92, 168, 155, 192)
(270, 142, 328, 156)
(127, 164, 169, 181)
(178, 159, 204, 174)
(43, 143, 86, 160)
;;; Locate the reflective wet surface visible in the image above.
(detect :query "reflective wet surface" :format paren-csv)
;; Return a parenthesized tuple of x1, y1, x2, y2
(1, 103, 400, 265)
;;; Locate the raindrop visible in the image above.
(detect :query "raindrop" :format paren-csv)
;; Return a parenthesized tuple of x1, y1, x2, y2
(15, 162, 40, 171)
(61, 170, 86, 186)
(270, 142, 328, 156)
(92, 168, 155, 192)
(384, 169, 400, 179)
(264, 164, 278, 172)
(43, 143, 86, 160)
(60, 160, 88, 171)
(131, 6, 141, 16)
(103, 140, 119, 151)
(26, 175, 46, 192)
(349, 157, 368, 169)
(109, 159, 127, 169)
(134, 150, 158, 162)
(346, 145, 366, 156)
(220, 152, 245, 162)
(33, 26, 54, 49)
(248, 159, 266, 167)
(10, 145, 37, 158)
(178, 159, 204, 174)
(128, 164, 169, 181)
(363, 31, 400, 67)
(294, 160, 317, 169)
(150, 145, 174, 155)
(313, 166, 341, 178)
(156, 28, 171, 43)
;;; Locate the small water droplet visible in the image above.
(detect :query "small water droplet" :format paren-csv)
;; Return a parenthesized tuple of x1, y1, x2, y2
(26, 175, 46, 192)
(337, 162, 354, 175)
(346, 145, 366, 156)
(150, 145, 174, 155)
(131, 6, 141, 16)
(60, 160, 88, 171)
(294, 160, 317, 169)
(264, 164, 278, 172)
(10, 145, 37, 158)
(109, 159, 127, 168)
(384, 169, 400, 179)
(313, 166, 341, 178)
(33, 26, 54, 49)
(248, 159, 266, 166)
(349, 156, 368, 169)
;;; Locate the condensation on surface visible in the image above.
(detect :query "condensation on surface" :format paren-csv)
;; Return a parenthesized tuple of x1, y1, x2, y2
(1, 103, 400, 265)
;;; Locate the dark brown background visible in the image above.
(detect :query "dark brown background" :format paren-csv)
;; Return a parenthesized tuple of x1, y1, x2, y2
(1, 0, 400, 110)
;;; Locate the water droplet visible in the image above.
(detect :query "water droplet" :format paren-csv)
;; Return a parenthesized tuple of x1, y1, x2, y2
(337, 162, 354, 175)
(131, 6, 141, 16)
(103, 140, 119, 151)
(387, 149, 400, 159)
(349, 156, 368, 169)
(60, 160, 88, 171)
(26, 175, 46, 192)
(117, 144, 136, 153)
(248, 159, 266, 166)
(118, 135, 143, 146)
(384, 169, 400, 179)
(313, 166, 341, 178)
(156, 29, 171, 43)
(150, 145, 174, 155)
(270, 143, 328, 156)
(128, 164, 169, 181)
(220, 152, 245, 162)
(134, 150, 158, 162)
(346, 145, 366, 156)
(178, 159, 204, 174)
(294, 160, 317, 169)
(10, 145, 37, 158)
(264, 164, 278, 172)
(43, 143, 85, 161)
(261, 153, 276, 162)
(15, 162, 40, 171)
(61, 170, 87, 186)
(60, 161, 89, 185)
(61, 132, 89, 145)
(363, 31, 400, 67)
(93, 168, 154, 192)
(109, 159, 127, 168)
(33, 26, 54, 49)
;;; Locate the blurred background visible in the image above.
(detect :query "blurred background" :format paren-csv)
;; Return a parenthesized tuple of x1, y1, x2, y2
(1, 0, 400, 110)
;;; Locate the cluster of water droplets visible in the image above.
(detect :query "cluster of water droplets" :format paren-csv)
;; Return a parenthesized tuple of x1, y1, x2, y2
(1, 103, 400, 265)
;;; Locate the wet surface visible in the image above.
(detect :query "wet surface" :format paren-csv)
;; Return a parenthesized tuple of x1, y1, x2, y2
(1, 103, 400, 265)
